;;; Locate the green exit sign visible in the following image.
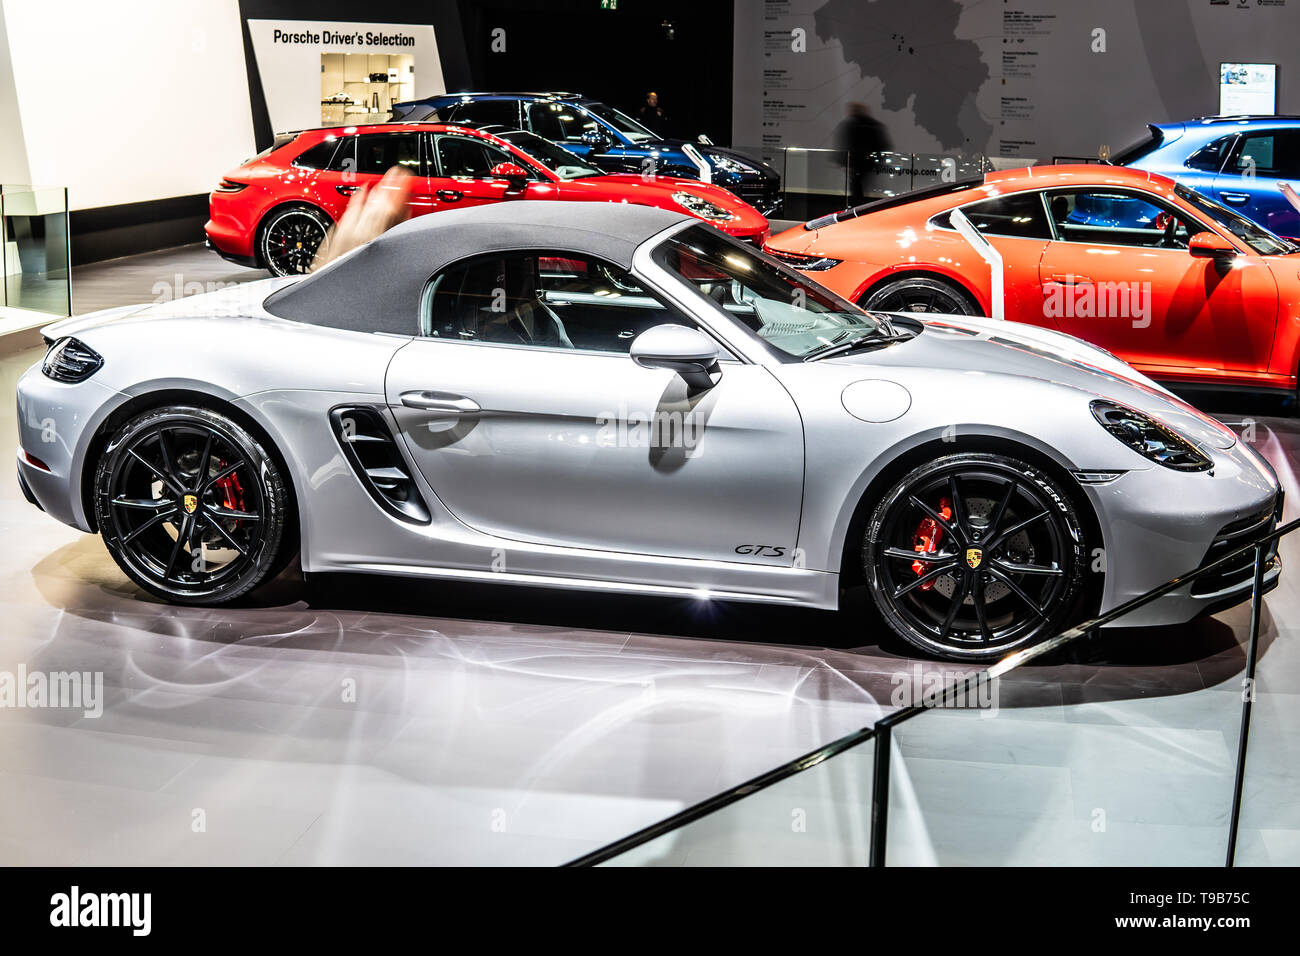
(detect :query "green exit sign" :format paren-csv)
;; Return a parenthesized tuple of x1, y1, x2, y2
(600, 0, 618, 9)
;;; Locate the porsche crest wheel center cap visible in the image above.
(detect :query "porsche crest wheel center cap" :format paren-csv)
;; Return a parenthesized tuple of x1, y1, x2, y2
(965, 547, 983, 569)
(183, 494, 198, 514)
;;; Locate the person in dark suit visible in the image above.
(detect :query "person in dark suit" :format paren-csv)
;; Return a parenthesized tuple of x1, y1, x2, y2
(637, 92, 667, 135)
(833, 103, 892, 207)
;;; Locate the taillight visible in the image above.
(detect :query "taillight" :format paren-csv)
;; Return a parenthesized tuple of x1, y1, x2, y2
(41, 337, 103, 383)
(214, 179, 248, 193)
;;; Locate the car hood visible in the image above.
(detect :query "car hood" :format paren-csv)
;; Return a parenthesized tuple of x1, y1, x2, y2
(830, 313, 1238, 451)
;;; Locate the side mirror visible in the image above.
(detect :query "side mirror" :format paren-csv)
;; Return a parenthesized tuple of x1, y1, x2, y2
(630, 324, 720, 391)
(1189, 230, 1237, 259)
(581, 128, 611, 151)
(490, 162, 529, 192)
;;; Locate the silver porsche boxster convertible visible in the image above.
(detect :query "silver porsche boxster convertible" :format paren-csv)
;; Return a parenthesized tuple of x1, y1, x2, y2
(16, 202, 1282, 660)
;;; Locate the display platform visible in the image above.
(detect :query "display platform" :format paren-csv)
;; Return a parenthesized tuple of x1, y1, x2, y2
(0, 246, 1297, 866)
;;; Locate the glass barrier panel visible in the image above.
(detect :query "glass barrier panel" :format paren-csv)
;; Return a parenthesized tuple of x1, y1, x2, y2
(1233, 525, 1299, 865)
(885, 653, 1244, 865)
(780, 147, 849, 221)
(1, 185, 71, 318)
(599, 736, 876, 866)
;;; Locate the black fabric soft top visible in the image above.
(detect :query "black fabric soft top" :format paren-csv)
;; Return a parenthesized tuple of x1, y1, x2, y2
(262, 200, 691, 336)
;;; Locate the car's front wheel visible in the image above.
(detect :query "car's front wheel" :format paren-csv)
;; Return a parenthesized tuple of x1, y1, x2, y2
(93, 406, 289, 605)
(859, 276, 979, 316)
(864, 453, 1087, 661)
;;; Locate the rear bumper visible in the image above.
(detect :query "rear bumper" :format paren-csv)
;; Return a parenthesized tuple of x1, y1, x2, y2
(205, 236, 259, 270)
(204, 190, 261, 265)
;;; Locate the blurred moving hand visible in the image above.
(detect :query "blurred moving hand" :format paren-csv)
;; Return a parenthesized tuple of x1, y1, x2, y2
(311, 166, 413, 270)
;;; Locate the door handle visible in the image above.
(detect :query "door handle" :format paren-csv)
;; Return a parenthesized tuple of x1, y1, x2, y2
(436, 189, 463, 202)
(1220, 192, 1250, 205)
(335, 184, 358, 197)
(400, 391, 481, 415)
(1046, 274, 1093, 284)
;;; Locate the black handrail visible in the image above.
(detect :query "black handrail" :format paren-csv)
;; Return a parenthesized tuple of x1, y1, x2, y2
(565, 513, 1297, 868)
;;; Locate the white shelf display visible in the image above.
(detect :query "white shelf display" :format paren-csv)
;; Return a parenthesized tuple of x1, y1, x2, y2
(320, 52, 414, 125)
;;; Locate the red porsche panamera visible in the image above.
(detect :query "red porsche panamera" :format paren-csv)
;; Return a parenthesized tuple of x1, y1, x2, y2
(206, 122, 770, 276)
(765, 165, 1300, 398)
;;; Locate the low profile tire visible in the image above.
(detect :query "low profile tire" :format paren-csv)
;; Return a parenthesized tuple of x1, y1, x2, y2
(864, 453, 1087, 662)
(258, 204, 330, 277)
(93, 406, 289, 605)
(859, 276, 980, 316)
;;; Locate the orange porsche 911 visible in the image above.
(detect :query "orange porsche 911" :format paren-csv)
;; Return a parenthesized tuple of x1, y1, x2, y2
(764, 165, 1300, 399)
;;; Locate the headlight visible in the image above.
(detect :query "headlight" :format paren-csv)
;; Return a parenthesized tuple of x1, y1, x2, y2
(763, 246, 843, 271)
(42, 337, 103, 383)
(672, 191, 735, 222)
(1089, 400, 1211, 472)
(706, 153, 758, 176)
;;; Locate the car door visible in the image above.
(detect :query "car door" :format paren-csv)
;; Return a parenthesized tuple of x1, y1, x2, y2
(319, 132, 438, 218)
(384, 250, 805, 564)
(1038, 187, 1278, 375)
(1215, 129, 1300, 241)
(940, 191, 1056, 323)
(426, 132, 540, 210)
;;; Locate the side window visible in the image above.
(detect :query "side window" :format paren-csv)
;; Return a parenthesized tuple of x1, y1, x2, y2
(526, 101, 599, 143)
(1045, 190, 1197, 248)
(422, 252, 702, 353)
(355, 133, 421, 176)
(1232, 131, 1300, 179)
(953, 193, 1052, 239)
(434, 135, 529, 178)
(449, 99, 522, 129)
(1185, 134, 1235, 173)
(292, 138, 341, 170)
(326, 136, 357, 172)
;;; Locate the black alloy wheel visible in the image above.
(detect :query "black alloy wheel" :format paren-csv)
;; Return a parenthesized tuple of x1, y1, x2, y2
(93, 406, 289, 604)
(865, 453, 1086, 661)
(260, 205, 330, 277)
(859, 276, 979, 316)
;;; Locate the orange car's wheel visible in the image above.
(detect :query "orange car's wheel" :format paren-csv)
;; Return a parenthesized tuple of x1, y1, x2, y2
(859, 276, 980, 317)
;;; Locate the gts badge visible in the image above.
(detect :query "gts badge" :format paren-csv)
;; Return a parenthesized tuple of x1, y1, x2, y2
(735, 544, 787, 558)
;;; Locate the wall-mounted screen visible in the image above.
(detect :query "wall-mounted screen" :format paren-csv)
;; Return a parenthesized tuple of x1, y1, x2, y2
(1220, 63, 1277, 115)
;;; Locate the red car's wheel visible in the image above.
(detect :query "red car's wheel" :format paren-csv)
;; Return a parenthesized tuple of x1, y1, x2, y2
(259, 204, 331, 277)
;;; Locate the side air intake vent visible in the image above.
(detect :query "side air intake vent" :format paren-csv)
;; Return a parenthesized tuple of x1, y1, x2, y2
(329, 406, 431, 524)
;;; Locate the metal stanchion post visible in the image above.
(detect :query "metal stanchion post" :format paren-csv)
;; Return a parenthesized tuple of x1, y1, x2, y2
(1226, 543, 1266, 866)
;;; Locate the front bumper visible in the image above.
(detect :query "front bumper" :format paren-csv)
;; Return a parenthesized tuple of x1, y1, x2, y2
(16, 361, 123, 533)
(1089, 441, 1285, 628)
(716, 172, 781, 218)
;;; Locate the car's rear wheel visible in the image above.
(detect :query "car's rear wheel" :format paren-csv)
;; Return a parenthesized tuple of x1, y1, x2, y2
(93, 406, 288, 605)
(864, 453, 1086, 661)
(258, 204, 330, 277)
(859, 276, 979, 316)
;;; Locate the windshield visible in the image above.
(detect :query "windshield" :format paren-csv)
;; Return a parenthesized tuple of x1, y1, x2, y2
(1174, 183, 1297, 255)
(652, 225, 885, 359)
(496, 130, 603, 180)
(584, 103, 658, 143)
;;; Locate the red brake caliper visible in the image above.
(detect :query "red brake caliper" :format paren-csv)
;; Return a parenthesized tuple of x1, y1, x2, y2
(911, 496, 953, 590)
(214, 466, 245, 516)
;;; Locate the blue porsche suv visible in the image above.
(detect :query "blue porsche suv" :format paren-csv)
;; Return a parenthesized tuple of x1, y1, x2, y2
(390, 92, 782, 215)
(1114, 115, 1300, 240)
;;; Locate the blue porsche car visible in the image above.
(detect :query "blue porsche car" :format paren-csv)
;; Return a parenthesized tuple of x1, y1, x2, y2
(390, 91, 781, 215)
(1113, 115, 1300, 240)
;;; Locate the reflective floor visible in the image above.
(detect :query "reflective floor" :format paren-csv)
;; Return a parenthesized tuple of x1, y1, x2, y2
(0, 245, 1297, 865)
